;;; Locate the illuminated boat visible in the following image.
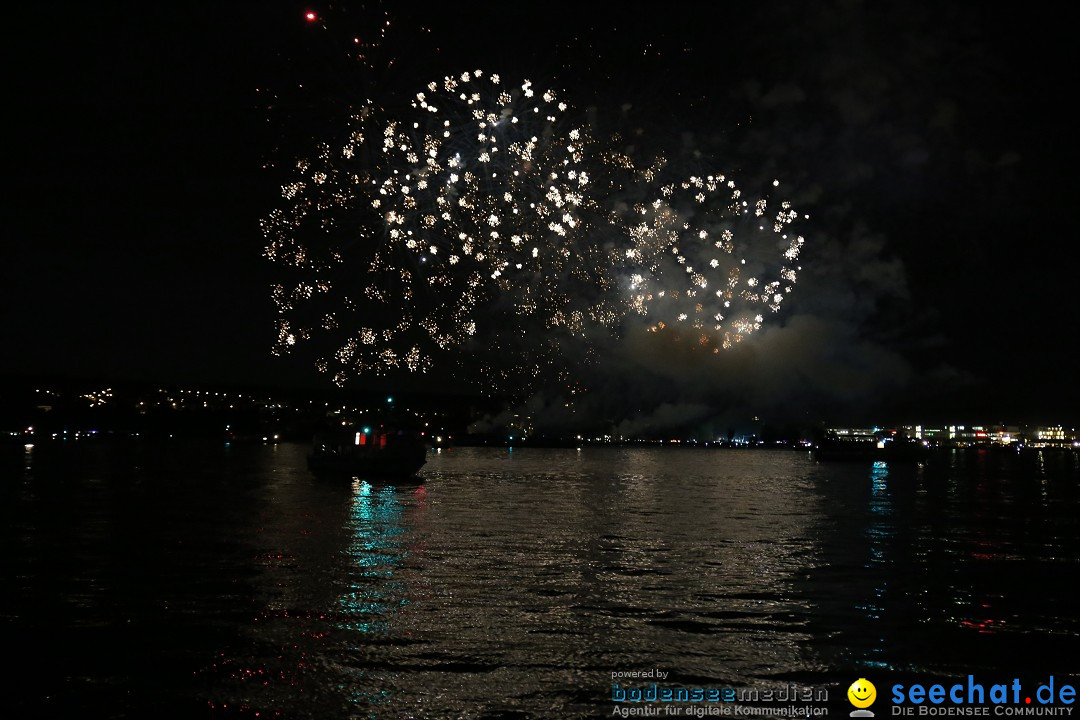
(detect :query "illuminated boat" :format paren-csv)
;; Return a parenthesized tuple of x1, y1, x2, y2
(307, 422, 427, 478)
(813, 430, 930, 462)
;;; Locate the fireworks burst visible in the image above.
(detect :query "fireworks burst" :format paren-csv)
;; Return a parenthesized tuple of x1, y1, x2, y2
(619, 173, 805, 351)
(263, 70, 809, 391)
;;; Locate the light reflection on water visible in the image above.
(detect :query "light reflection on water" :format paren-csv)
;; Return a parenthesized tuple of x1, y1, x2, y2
(2, 442, 1079, 718)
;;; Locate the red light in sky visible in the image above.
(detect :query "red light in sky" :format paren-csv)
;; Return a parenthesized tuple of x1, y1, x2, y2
(305, 11, 317, 22)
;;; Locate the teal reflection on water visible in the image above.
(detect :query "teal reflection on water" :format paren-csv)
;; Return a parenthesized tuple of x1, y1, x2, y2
(867, 460, 894, 538)
(857, 461, 896, 669)
(871, 461, 889, 498)
(338, 480, 409, 636)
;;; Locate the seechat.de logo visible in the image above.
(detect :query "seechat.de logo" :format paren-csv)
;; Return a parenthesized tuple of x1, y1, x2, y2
(848, 678, 877, 717)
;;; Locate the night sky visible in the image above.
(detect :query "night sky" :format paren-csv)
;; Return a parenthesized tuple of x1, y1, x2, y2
(6, 2, 1078, 431)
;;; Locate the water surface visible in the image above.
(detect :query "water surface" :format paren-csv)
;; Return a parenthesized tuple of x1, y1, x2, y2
(4, 441, 1079, 718)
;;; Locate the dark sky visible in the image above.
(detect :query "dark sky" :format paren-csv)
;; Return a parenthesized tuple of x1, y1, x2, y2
(5, 2, 1078, 430)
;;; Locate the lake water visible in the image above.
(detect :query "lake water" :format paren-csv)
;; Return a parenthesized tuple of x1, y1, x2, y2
(4, 441, 1080, 718)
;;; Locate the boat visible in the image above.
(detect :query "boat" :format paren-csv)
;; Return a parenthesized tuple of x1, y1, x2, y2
(813, 430, 931, 463)
(307, 421, 427, 478)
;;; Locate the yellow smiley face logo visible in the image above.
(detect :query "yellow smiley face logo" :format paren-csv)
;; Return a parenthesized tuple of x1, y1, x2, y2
(848, 678, 876, 708)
